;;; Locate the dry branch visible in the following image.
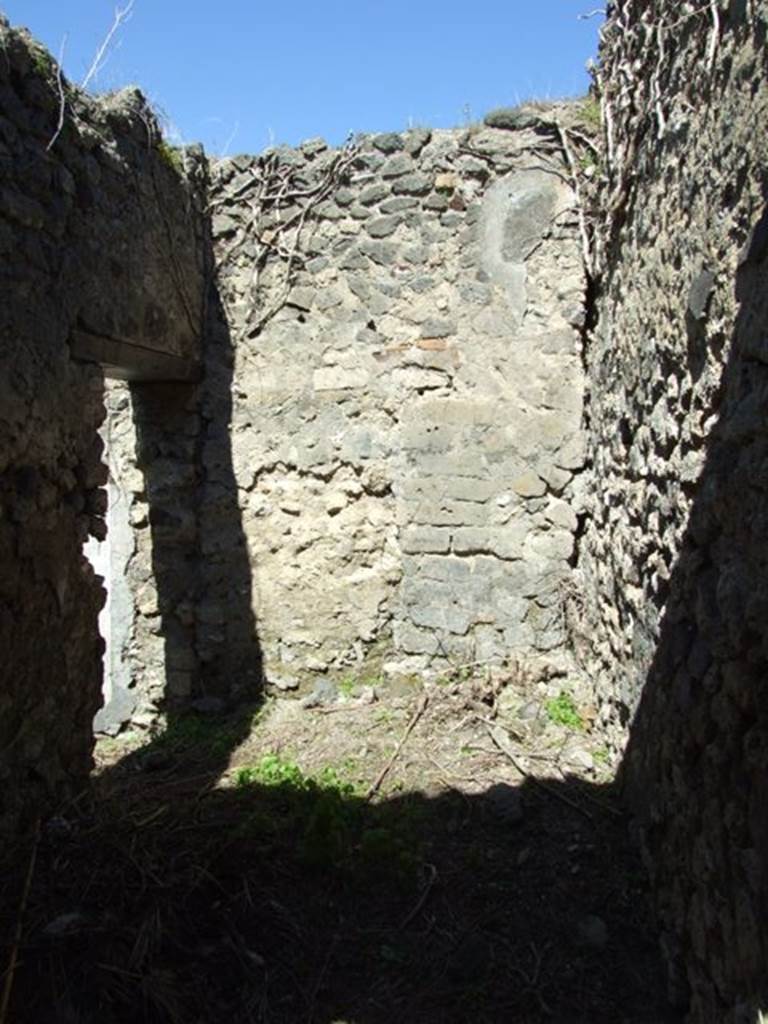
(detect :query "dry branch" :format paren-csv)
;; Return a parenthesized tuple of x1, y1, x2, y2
(45, 35, 67, 152)
(707, 0, 720, 72)
(556, 124, 594, 278)
(81, 1, 135, 91)
(228, 137, 362, 335)
(486, 723, 593, 822)
(398, 863, 438, 930)
(0, 819, 40, 1024)
(366, 691, 429, 799)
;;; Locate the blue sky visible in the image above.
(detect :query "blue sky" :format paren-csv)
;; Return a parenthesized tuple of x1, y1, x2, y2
(4, 1, 603, 154)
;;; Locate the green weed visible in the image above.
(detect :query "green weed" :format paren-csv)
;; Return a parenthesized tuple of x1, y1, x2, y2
(157, 139, 183, 174)
(152, 713, 239, 758)
(338, 675, 357, 698)
(234, 753, 420, 878)
(236, 753, 305, 789)
(579, 96, 601, 131)
(579, 150, 599, 172)
(317, 764, 358, 797)
(30, 47, 54, 78)
(544, 691, 583, 730)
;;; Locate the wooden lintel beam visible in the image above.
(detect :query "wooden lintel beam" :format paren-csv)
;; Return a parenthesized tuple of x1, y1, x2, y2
(70, 329, 201, 383)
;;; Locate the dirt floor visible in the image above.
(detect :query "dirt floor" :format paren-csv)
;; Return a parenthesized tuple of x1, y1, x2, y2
(1, 665, 681, 1023)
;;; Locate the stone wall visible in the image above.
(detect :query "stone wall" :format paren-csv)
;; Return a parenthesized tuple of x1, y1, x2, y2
(12, 8, 768, 1016)
(197, 118, 588, 693)
(579, 1, 768, 1018)
(97, 115, 590, 722)
(0, 19, 205, 827)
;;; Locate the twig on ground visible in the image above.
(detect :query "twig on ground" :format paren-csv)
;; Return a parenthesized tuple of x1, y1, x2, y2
(426, 753, 483, 789)
(306, 703, 370, 714)
(448, 712, 476, 733)
(473, 713, 525, 743)
(399, 863, 437, 930)
(486, 724, 593, 822)
(0, 818, 40, 1024)
(240, 876, 254, 908)
(367, 691, 429, 799)
(555, 766, 623, 818)
(133, 804, 168, 828)
(307, 933, 339, 1024)
(510, 941, 553, 1015)
(510, 940, 547, 988)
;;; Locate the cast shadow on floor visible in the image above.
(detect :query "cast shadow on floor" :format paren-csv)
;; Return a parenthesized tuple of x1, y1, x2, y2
(1, 700, 681, 1024)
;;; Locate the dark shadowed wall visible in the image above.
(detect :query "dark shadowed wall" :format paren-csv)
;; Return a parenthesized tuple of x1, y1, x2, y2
(579, 2, 768, 1018)
(0, 19, 205, 831)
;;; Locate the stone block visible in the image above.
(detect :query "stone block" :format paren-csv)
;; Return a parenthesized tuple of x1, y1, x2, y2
(493, 587, 528, 625)
(490, 524, 528, 561)
(394, 620, 439, 655)
(409, 498, 488, 528)
(315, 200, 343, 221)
(359, 182, 390, 205)
(366, 215, 401, 238)
(471, 625, 506, 663)
(409, 600, 472, 636)
(511, 470, 547, 498)
(392, 172, 432, 195)
(443, 477, 496, 503)
(417, 453, 490, 478)
(400, 526, 452, 555)
(380, 196, 420, 214)
(502, 618, 536, 648)
(400, 420, 454, 452)
(484, 107, 545, 130)
(524, 527, 574, 563)
(538, 464, 572, 494)
(347, 206, 371, 224)
(412, 554, 473, 585)
(423, 193, 449, 211)
(359, 240, 397, 265)
(404, 128, 431, 155)
(554, 433, 586, 471)
(451, 527, 492, 554)
(544, 499, 578, 532)
(407, 398, 498, 427)
(372, 133, 404, 154)
(381, 153, 413, 178)
(334, 186, 354, 206)
(313, 366, 369, 391)
(420, 317, 456, 338)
